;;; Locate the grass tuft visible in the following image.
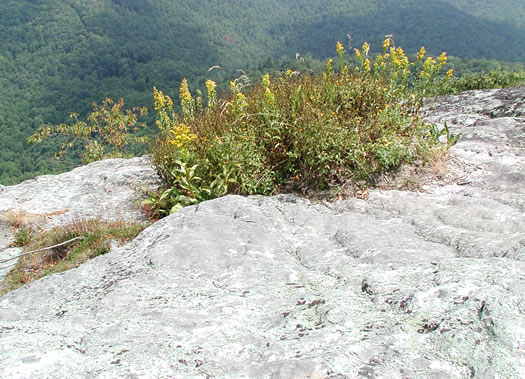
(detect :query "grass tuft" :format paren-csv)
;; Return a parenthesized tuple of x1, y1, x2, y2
(0, 219, 147, 296)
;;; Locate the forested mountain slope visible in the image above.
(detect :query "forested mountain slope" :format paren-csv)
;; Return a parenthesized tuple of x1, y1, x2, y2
(1, 0, 524, 184)
(284, 0, 525, 62)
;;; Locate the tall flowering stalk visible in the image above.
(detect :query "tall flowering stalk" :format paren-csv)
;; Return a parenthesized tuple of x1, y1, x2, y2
(351, 38, 451, 103)
(179, 78, 194, 123)
(415, 50, 449, 99)
(336, 41, 348, 74)
(195, 89, 203, 112)
(354, 42, 371, 74)
(262, 74, 275, 106)
(154, 86, 197, 159)
(153, 87, 175, 133)
(229, 80, 248, 118)
(205, 80, 217, 110)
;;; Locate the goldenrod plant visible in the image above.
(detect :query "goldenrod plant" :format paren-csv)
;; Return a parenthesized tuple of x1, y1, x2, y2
(149, 39, 458, 215)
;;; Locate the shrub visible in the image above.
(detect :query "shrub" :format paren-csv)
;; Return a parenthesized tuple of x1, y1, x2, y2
(28, 98, 148, 164)
(148, 38, 456, 215)
(442, 70, 525, 93)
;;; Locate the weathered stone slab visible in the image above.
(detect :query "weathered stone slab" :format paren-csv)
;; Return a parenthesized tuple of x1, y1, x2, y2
(0, 156, 160, 229)
(0, 156, 159, 281)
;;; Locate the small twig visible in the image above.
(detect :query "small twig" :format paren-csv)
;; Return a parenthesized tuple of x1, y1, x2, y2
(0, 261, 17, 271)
(0, 236, 84, 264)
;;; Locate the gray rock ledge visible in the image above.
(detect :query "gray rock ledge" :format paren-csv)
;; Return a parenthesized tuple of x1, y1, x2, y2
(0, 156, 160, 229)
(0, 156, 160, 281)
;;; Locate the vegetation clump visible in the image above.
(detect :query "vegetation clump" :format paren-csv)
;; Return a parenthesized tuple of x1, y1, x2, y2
(0, 220, 146, 296)
(13, 227, 33, 247)
(443, 69, 525, 92)
(147, 39, 457, 216)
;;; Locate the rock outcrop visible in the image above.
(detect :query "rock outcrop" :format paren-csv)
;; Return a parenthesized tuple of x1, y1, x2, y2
(0, 88, 523, 378)
(0, 156, 160, 229)
(0, 156, 160, 280)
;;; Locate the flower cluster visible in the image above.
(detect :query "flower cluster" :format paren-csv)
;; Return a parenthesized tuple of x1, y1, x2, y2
(179, 78, 195, 123)
(262, 74, 275, 105)
(354, 42, 372, 73)
(417, 47, 426, 61)
(153, 87, 176, 133)
(382, 38, 391, 53)
(168, 123, 197, 149)
(205, 80, 217, 110)
(195, 89, 203, 111)
(153, 87, 173, 112)
(336, 41, 345, 58)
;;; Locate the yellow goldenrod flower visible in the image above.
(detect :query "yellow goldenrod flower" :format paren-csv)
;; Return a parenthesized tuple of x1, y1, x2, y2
(153, 87, 172, 111)
(336, 41, 345, 57)
(265, 87, 275, 105)
(229, 80, 239, 94)
(382, 38, 391, 53)
(399, 48, 408, 59)
(362, 42, 370, 56)
(179, 78, 194, 123)
(262, 74, 271, 90)
(417, 47, 426, 61)
(374, 55, 386, 73)
(179, 79, 192, 104)
(205, 79, 216, 93)
(363, 58, 371, 73)
(236, 92, 247, 106)
(168, 122, 197, 149)
(195, 89, 203, 111)
(325, 58, 333, 78)
(438, 52, 447, 64)
(205, 80, 217, 109)
(423, 57, 435, 72)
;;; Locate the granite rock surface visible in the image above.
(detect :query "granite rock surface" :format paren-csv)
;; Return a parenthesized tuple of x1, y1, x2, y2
(0, 156, 160, 280)
(0, 156, 160, 229)
(0, 88, 523, 378)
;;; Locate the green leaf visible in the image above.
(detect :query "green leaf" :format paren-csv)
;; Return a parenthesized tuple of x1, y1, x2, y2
(169, 204, 185, 214)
